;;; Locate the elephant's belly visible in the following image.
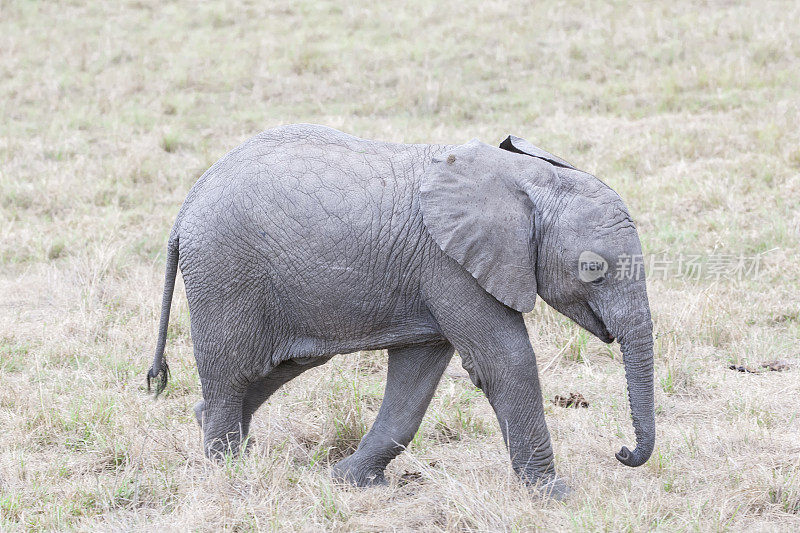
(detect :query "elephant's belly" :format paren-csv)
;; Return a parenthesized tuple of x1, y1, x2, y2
(282, 323, 445, 363)
(271, 284, 445, 361)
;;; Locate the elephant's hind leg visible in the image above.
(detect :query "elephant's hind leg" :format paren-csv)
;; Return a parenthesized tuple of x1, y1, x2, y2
(332, 342, 454, 487)
(195, 356, 334, 453)
(201, 392, 246, 459)
(240, 356, 333, 437)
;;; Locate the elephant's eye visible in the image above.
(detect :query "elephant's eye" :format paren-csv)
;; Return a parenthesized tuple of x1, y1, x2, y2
(591, 275, 606, 285)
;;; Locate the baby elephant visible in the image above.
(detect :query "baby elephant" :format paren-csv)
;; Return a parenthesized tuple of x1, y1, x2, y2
(148, 124, 655, 497)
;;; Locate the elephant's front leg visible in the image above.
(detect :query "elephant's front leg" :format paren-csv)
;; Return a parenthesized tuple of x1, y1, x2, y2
(427, 290, 569, 498)
(474, 343, 568, 498)
(467, 331, 571, 498)
(332, 342, 454, 486)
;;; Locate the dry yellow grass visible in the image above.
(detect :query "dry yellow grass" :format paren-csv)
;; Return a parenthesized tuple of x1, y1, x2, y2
(1, 0, 799, 531)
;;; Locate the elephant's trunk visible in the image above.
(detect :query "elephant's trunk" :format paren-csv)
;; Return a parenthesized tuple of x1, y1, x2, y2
(613, 313, 655, 467)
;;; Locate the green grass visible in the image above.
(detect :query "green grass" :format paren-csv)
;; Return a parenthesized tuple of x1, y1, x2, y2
(1, 0, 799, 530)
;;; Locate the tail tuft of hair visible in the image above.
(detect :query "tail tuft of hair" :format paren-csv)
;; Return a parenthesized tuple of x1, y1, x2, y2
(147, 360, 170, 398)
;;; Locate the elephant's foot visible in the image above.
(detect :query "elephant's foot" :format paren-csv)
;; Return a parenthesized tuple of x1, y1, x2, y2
(537, 476, 572, 501)
(331, 455, 388, 487)
(515, 463, 572, 500)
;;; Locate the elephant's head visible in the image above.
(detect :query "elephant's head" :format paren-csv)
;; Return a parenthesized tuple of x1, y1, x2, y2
(420, 136, 655, 467)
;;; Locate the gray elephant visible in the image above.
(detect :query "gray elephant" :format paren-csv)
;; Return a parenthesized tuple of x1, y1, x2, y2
(147, 124, 654, 497)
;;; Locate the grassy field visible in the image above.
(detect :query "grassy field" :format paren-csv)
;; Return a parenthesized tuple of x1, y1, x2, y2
(1, 0, 799, 530)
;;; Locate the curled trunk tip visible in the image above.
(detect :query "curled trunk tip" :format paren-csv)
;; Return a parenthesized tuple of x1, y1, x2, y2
(615, 444, 652, 467)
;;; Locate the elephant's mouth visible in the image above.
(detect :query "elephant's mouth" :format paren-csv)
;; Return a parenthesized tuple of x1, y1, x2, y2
(588, 304, 615, 344)
(601, 324, 615, 343)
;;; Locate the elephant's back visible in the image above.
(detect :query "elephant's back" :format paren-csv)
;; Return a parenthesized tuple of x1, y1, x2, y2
(173, 124, 449, 288)
(177, 124, 445, 221)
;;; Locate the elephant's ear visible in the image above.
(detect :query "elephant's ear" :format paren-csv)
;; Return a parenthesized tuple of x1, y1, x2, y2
(420, 140, 550, 313)
(499, 135, 576, 170)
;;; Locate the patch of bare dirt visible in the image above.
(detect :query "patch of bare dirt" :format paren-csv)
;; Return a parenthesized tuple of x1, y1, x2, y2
(728, 360, 792, 374)
(761, 360, 791, 372)
(552, 393, 589, 408)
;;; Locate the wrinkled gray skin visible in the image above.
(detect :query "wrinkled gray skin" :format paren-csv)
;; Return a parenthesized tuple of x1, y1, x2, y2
(148, 124, 654, 498)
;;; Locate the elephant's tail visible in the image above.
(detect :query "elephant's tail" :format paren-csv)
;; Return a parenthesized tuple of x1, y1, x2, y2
(147, 235, 179, 397)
